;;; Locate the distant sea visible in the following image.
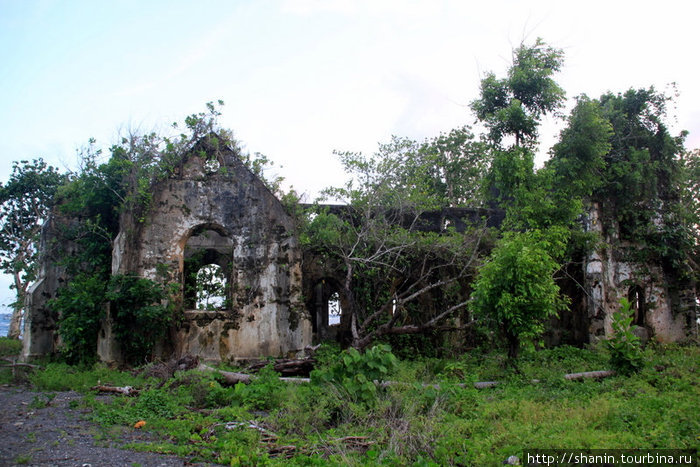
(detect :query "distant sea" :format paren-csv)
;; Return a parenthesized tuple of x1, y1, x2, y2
(0, 313, 12, 337)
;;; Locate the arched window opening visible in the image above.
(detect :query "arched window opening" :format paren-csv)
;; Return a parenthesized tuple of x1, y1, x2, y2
(196, 264, 227, 310)
(628, 285, 645, 326)
(328, 291, 342, 326)
(183, 225, 233, 311)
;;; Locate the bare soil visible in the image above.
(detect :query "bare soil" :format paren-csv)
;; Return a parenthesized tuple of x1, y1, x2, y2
(0, 386, 217, 467)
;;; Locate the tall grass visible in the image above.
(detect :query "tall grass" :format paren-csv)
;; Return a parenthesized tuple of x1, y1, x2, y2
(14, 342, 700, 465)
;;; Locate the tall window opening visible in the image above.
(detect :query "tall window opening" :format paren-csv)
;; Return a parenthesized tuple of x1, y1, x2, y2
(628, 285, 645, 326)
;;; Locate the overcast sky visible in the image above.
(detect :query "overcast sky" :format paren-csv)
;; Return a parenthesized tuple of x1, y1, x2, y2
(1, 0, 698, 314)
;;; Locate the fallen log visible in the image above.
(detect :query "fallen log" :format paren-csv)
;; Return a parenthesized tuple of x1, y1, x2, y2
(196, 363, 616, 389)
(198, 364, 254, 385)
(1, 357, 43, 370)
(246, 358, 316, 377)
(91, 385, 140, 396)
(564, 370, 616, 380)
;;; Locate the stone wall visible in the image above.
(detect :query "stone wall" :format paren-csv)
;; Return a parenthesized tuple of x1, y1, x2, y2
(101, 137, 311, 363)
(21, 213, 82, 360)
(583, 203, 697, 343)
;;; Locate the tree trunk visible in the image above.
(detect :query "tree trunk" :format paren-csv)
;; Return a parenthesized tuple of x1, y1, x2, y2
(506, 331, 519, 360)
(7, 272, 25, 339)
(7, 309, 22, 339)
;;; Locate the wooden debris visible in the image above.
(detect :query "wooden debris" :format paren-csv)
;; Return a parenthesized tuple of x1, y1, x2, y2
(141, 355, 200, 381)
(91, 385, 140, 396)
(267, 444, 297, 458)
(564, 370, 616, 380)
(221, 420, 297, 458)
(197, 364, 254, 385)
(335, 435, 374, 450)
(1, 357, 42, 370)
(246, 357, 316, 377)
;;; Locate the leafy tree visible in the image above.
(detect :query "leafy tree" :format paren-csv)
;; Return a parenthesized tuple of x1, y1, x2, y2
(606, 297, 644, 375)
(678, 149, 700, 283)
(471, 38, 565, 149)
(306, 135, 488, 350)
(52, 273, 107, 364)
(0, 159, 64, 338)
(470, 39, 566, 232)
(195, 264, 227, 310)
(467, 39, 572, 361)
(401, 127, 488, 207)
(469, 228, 569, 359)
(509, 96, 613, 231)
(105, 275, 170, 365)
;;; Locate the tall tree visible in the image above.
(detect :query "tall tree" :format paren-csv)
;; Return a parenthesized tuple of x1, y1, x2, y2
(0, 159, 64, 338)
(468, 39, 569, 360)
(471, 38, 565, 149)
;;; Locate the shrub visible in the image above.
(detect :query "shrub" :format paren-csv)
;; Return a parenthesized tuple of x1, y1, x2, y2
(53, 274, 108, 364)
(106, 274, 172, 365)
(232, 364, 286, 410)
(0, 337, 22, 357)
(606, 297, 644, 375)
(311, 344, 398, 405)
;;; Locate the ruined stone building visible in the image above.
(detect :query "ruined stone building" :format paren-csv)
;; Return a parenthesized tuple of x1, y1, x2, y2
(23, 137, 311, 363)
(21, 138, 697, 363)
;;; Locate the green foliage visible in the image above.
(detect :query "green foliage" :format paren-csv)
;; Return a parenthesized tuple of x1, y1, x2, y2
(0, 158, 64, 337)
(590, 88, 692, 278)
(194, 264, 227, 310)
(30, 362, 147, 392)
(232, 365, 286, 410)
(0, 336, 22, 357)
(470, 228, 569, 360)
(471, 38, 565, 148)
(106, 275, 171, 365)
(307, 129, 486, 348)
(507, 96, 613, 232)
(52, 273, 170, 365)
(329, 128, 486, 211)
(311, 344, 398, 405)
(549, 96, 612, 199)
(53, 273, 108, 364)
(606, 298, 645, 375)
(12, 344, 700, 465)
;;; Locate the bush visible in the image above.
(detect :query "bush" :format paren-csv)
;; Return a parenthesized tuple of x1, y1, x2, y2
(311, 344, 398, 405)
(606, 297, 644, 375)
(53, 274, 108, 364)
(106, 275, 172, 365)
(232, 364, 286, 410)
(0, 337, 22, 357)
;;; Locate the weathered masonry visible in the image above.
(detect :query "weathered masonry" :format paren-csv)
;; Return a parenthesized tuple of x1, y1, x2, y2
(23, 137, 311, 363)
(581, 203, 697, 343)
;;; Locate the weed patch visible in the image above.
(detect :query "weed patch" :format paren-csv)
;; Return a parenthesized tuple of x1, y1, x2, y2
(17, 343, 700, 465)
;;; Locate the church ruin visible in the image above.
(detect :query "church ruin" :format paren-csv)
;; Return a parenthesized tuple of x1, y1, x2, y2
(21, 136, 697, 363)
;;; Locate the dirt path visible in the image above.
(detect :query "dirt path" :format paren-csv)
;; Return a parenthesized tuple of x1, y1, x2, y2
(0, 386, 216, 466)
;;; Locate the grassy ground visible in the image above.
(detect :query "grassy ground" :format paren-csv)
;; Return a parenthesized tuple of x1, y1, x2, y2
(2, 338, 698, 465)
